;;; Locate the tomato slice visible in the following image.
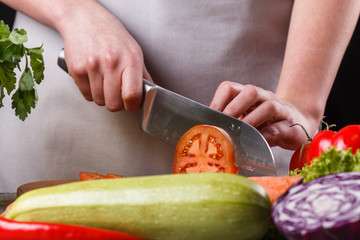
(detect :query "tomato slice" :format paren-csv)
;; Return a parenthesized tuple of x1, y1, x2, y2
(173, 125, 239, 174)
(106, 173, 126, 179)
(79, 172, 107, 181)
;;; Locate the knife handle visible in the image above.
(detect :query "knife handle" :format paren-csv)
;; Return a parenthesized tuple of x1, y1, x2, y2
(57, 49, 155, 92)
(57, 49, 68, 73)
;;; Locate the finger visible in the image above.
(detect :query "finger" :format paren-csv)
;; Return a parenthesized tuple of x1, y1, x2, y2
(121, 60, 144, 112)
(261, 120, 305, 150)
(103, 69, 123, 112)
(223, 85, 265, 118)
(260, 121, 283, 148)
(74, 75, 93, 101)
(241, 100, 288, 128)
(210, 81, 243, 112)
(102, 53, 123, 111)
(67, 52, 93, 101)
(87, 58, 105, 106)
(70, 66, 93, 101)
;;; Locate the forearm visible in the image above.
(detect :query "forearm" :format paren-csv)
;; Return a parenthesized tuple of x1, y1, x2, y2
(0, 0, 102, 33)
(1, 0, 150, 112)
(277, 0, 360, 128)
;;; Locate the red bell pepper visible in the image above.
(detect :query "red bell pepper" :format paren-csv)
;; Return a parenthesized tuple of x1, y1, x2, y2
(0, 216, 143, 240)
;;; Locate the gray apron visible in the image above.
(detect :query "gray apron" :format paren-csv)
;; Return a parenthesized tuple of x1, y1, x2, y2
(0, 0, 293, 192)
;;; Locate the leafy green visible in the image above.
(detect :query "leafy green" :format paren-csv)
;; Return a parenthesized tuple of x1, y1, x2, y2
(9, 28, 28, 45)
(0, 61, 16, 94)
(0, 21, 10, 39)
(11, 88, 36, 120)
(0, 20, 45, 120)
(19, 68, 35, 91)
(28, 46, 45, 84)
(289, 147, 360, 182)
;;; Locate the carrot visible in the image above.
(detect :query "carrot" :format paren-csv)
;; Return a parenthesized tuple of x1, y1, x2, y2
(79, 172, 126, 181)
(78, 172, 107, 181)
(106, 173, 126, 178)
(248, 176, 302, 204)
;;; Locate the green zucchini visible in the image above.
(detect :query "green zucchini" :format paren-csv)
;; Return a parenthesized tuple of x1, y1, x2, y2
(4, 173, 271, 240)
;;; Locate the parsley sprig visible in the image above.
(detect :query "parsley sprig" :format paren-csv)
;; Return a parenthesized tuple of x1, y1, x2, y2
(0, 20, 45, 120)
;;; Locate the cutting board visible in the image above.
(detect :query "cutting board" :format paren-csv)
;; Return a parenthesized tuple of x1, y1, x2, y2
(0, 180, 77, 214)
(17, 180, 78, 197)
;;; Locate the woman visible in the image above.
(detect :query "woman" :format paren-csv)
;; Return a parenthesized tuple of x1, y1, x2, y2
(0, 0, 359, 192)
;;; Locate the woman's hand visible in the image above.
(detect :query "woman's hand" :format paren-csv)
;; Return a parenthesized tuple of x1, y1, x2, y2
(210, 0, 360, 150)
(209, 81, 317, 150)
(56, 1, 151, 112)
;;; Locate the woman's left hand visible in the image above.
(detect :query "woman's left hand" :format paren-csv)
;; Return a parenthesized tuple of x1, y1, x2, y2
(209, 81, 316, 150)
(211, 1, 360, 151)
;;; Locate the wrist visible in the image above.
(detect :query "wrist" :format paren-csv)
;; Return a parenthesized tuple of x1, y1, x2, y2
(50, 0, 100, 34)
(280, 96, 324, 138)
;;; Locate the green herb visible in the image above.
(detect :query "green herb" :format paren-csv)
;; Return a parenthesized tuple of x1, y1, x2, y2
(0, 20, 45, 120)
(289, 147, 360, 182)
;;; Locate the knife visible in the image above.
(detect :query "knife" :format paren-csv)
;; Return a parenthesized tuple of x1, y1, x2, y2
(58, 50, 275, 176)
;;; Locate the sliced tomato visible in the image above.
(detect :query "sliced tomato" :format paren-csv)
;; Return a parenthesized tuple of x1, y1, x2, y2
(78, 172, 107, 181)
(173, 125, 239, 174)
(106, 173, 126, 179)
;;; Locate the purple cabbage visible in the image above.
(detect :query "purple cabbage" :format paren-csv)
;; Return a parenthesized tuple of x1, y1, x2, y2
(272, 172, 360, 240)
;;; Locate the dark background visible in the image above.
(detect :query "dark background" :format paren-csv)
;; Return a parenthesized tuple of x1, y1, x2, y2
(1, 4, 359, 131)
(0, 3, 15, 29)
(324, 18, 360, 131)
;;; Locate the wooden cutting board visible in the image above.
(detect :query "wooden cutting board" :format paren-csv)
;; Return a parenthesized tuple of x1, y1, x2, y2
(0, 180, 78, 214)
(17, 180, 78, 197)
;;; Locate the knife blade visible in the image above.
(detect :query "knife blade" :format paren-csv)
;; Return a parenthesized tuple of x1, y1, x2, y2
(58, 50, 275, 176)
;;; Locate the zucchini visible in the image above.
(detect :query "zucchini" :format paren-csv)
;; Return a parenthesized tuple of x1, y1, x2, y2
(4, 173, 271, 240)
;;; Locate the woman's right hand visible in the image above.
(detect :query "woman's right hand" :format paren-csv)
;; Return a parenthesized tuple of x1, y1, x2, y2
(55, 0, 152, 112)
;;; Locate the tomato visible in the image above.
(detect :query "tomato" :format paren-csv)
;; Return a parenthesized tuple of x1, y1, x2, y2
(309, 125, 360, 161)
(289, 125, 360, 171)
(106, 173, 126, 178)
(79, 172, 126, 180)
(332, 125, 360, 152)
(173, 125, 239, 174)
(79, 172, 106, 181)
(307, 130, 336, 162)
(289, 142, 311, 171)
